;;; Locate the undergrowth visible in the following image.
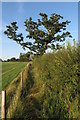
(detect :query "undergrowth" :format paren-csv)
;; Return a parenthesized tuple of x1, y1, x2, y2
(32, 41, 80, 119)
(6, 41, 80, 119)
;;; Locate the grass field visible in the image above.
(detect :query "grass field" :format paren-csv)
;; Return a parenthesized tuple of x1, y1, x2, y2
(2, 62, 27, 90)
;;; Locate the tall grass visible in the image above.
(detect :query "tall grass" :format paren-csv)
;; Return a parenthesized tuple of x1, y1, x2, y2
(6, 41, 80, 119)
(32, 40, 80, 119)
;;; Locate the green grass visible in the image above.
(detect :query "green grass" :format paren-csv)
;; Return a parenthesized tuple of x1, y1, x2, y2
(31, 41, 80, 119)
(5, 41, 80, 119)
(2, 62, 27, 90)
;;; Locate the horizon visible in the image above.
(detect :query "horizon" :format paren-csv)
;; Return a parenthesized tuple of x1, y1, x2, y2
(1, 2, 78, 60)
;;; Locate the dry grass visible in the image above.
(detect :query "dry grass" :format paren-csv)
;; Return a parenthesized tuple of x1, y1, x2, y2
(6, 61, 44, 119)
(6, 64, 28, 118)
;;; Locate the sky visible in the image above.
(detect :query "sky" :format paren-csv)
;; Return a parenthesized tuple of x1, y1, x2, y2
(1, 2, 78, 60)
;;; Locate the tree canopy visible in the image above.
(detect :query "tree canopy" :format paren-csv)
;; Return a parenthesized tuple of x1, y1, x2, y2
(4, 13, 72, 55)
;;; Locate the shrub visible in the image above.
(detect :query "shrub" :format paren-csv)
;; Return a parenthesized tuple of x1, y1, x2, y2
(32, 40, 80, 119)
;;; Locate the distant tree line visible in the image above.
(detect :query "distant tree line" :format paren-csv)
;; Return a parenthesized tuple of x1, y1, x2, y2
(0, 58, 2, 62)
(2, 52, 34, 62)
(19, 51, 34, 61)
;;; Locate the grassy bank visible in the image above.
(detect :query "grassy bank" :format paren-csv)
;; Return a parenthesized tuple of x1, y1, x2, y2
(6, 41, 80, 119)
(31, 41, 80, 119)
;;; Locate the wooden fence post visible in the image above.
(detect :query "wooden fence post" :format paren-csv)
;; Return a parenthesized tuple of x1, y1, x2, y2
(21, 72, 23, 90)
(2, 90, 6, 120)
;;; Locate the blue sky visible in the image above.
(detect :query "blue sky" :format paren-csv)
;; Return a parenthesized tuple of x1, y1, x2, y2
(1, 2, 78, 60)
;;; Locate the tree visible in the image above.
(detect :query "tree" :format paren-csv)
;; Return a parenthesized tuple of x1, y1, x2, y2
(6, 57, 17, 62)
(0, 58, 2, 62)
(10, 57, 16, 61)
(4, 13, 72, 55)
(19, 52, 33, 61)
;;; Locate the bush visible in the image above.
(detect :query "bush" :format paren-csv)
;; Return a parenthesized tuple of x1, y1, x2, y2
(32, 41, 80, 119)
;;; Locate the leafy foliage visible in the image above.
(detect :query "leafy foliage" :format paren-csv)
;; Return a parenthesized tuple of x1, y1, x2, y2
(32, 41, 80, 119)
(4, 13, 72, 55)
